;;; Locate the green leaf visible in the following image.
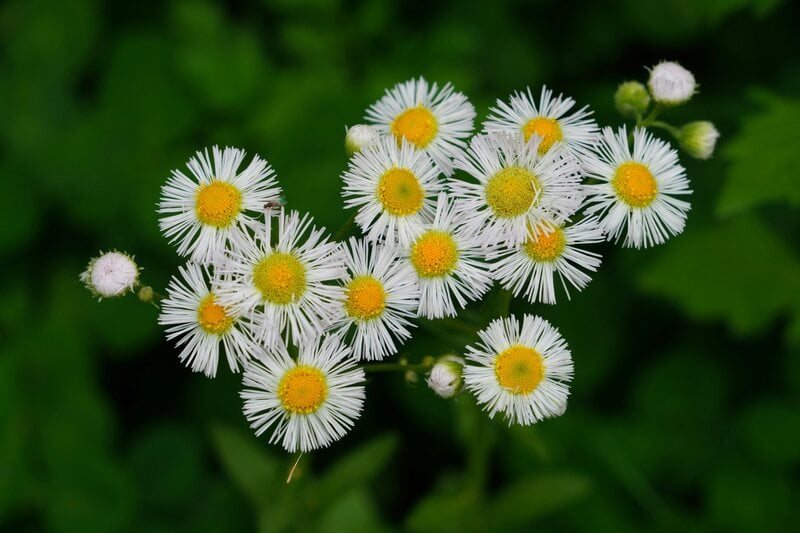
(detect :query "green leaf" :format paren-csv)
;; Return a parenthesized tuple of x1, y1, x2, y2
(739, 399, 800, 468)
(406, 487, 480, 533)
(638, 215, 800, 335)
(718, 93, 800, 215)
(486, 473, 591, 528)
(316, 489, 388, 533)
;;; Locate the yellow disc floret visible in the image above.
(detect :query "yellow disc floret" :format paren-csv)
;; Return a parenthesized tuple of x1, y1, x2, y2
(494, 345, 544, 394)
(523, 117, 563, 154)
(410, 230, 459, 278)
(377, 168, 424, 216)
(391, 106, 438, 148)
(253, 253, 307, 305)
(197, 293, 234, 335)
(345, 275, 387, 320)
(195, 181, 243, 228)
(612, 162, 658, 208)
(278, 366, 328, 415)
(523, 226, 566, 262)
(485, 166, 539, 218)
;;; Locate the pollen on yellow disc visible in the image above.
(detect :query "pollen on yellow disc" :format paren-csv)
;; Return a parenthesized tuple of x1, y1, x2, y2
(485, 166, 540, 218)
(197, 294, 234, 334)
(345, 275, 386, 320)
(522, 117, 563, 154)
(410, 230, 459, 278)
(253, 253, 307, 305)
(278, 366, 328, 415)
(377, 168, 424, 216)
(523, 226, 566, 262)
(494, 345, 544, 395)
(195, 181, 243, 228)
(391, 106, 438, 148)
(612, 162, 658, 208)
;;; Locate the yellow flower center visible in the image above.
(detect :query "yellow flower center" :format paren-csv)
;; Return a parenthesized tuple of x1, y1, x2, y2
(391, 106, 438, 148)
(377, 168, 424, 216)
(195, 181, 243, 228)
(612, 162, 658, 208)
(253, 253, 307, 305)
(485, 166, 540, 217)
(278, 366, 328, 415)
(523, 226, 566, 262)
(494, 345, 544, 395)
(410, 230, 459, 278)
(197, 294, 234, 335)
(345, 275, 387, 320)
(523, 117, 563, 154)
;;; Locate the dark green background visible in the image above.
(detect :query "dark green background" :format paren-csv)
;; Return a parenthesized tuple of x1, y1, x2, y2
(2, 0, 799, 531)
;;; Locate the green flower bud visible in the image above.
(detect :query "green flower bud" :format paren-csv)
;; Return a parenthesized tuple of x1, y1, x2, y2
(679, 121, 719, 159)
(614, 81, 651, 119)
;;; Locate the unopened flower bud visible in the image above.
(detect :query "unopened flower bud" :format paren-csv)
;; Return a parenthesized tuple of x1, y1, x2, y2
(647, 61, 696, 105)
(81, 251, 140, 299)
(345, 124, 380, 156)
(138, 285, 154, 303)
(426, 356, 464, 399)
(614, 81, 651, 119)
(679, 121, 719, 160)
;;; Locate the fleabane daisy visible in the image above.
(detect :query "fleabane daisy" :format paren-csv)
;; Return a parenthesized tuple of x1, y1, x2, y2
(159, 263, 256, 378)
(342, 136, 443, 246)
(241, 335, 366, 453)
(158, 146, 282, 264)
(215, 209, 345, 347)
(483, 86, 600, 159)
(583, 126, 691, 248)
(365, 77, 475, 176)
(332, 238, 419, 361)
(451, 131, 583, 246)
(464, 314, 573, 425)
(405, 193, 492, 319)
(489, 217, 604, 304)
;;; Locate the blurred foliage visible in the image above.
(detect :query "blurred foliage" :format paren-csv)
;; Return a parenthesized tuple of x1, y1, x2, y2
(1, 0, 799, 531)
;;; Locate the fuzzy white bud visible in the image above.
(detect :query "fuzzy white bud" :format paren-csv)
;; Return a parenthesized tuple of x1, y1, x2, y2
(647, 61, 696, 105)
(345, 124, 380, 156)
(426, 356, 464, 399)
(81, 251, 139, 299)
(679, 121, 719, 160)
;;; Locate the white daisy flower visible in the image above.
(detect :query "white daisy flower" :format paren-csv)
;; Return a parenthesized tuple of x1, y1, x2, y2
(241, 334, 366, 453)
(463, 314, 573, 425)
(489, 217, 604, 304)
(158, 146, 282, 264)
(215, 209, 345, 347)
(342, 136, 443, 246)
(405, 193, 492, 319)
(332, 238, 419, 361)
(159, 263, 256, 378)
(80, 251, 140, 299)
(583, 126, 692, 248)
(647, 61, 696, 105)
(365, 77, 475, 176)
(483, 86, 600, 158)
(451, 131, 584, 246)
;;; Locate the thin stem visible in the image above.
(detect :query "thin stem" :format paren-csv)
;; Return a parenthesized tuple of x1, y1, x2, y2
(363, 362, 433, 373)
(648, 120, 682, 139)
(334, 211, 357, 241)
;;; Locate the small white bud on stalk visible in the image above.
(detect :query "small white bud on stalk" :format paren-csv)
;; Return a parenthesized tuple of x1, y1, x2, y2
(345, 124, 380, 156)
(679, 121, 720, 160)
(426, 356, 464, 399)
(81, 251, 140, 299)
(648, 61, 697, 105)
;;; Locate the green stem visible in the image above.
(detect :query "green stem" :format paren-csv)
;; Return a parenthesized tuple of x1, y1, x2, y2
(638, 103, 664, 127)
(648, 120, 682, 139)
(334, 212, 357, 241)
(363, 359, 434, 374)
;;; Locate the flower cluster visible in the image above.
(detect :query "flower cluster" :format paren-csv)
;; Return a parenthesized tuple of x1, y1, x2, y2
(83, 62, 715, 455)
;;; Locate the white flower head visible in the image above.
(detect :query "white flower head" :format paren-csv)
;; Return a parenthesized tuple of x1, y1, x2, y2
(404, 193, 493, 319)
(583, 126, 692, 249)
(215, 209, 345, 348)
(647, 61, 696, 105)
(679, 121, 719, 160)
(158, 146, 282, 264)
(365, 77, 476, 176)
(483, 86, 600, 160)
(342, 136, 443, 246)
(489, 216, 604, 304)
(81, 251, 140, 299)
(463, 314, 573, 425)
(241, 334, 366, 453)
(345, 124, 381, 156)
(159, 262, 257, 378)
(332, 238, 419, 361)
(427, 355, 464, 399)
(451, 131, 584, 246)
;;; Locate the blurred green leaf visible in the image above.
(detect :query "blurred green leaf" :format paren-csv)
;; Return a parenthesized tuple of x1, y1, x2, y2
(406, 487, 479, 533)
(739, 399, 800, 467)
(316, 489, 388, 533)
(487, 472, 591, 528)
